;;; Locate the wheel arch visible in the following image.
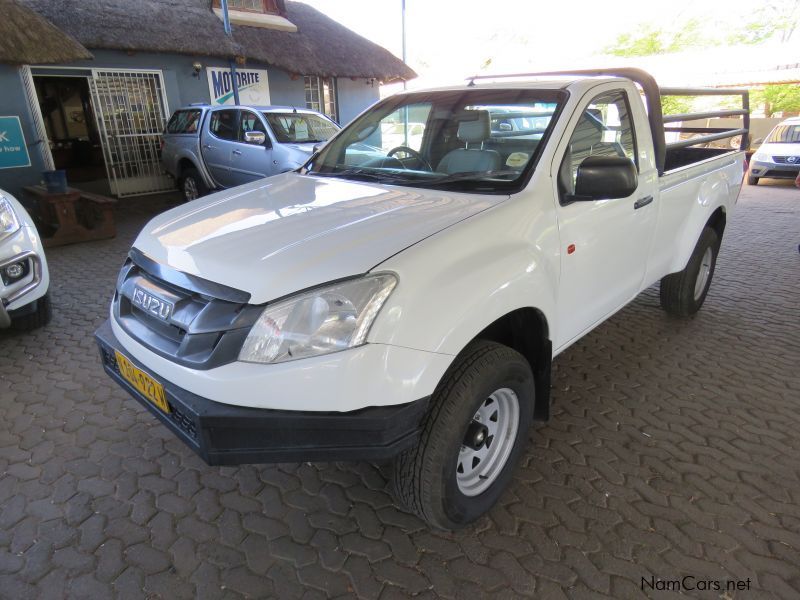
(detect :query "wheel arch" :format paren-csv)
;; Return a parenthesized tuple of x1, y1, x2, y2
(705, 205, 726, 243)
(470, 307, 552, 421)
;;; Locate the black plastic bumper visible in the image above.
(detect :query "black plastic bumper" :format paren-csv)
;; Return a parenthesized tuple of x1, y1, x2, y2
(95, 320, 429, 466)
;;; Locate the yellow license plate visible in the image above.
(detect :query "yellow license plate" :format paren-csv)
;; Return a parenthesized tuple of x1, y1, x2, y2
(115, 350, 170, 414)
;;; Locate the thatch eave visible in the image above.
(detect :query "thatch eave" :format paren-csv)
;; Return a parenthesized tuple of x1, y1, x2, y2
(0, 0, 92, 65)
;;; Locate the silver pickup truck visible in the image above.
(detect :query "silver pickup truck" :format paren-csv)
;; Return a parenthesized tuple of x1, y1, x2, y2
(161, 105, 340, 201)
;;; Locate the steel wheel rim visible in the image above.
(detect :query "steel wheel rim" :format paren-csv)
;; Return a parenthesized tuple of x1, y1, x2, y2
(184, 177, 198, 201)
(456, 388, 520, 497)
(694, 247, 713, 300)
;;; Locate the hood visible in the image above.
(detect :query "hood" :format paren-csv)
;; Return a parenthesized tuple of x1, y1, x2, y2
(755, 142, 800, 157)
(134, 173, 505, 303)
(284, 143, 317, 154)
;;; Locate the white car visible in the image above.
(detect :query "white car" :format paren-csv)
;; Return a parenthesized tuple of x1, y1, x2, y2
(96, 69, 746, 529)
(0, 189, 51, 331)
(748, 116, 800, 185)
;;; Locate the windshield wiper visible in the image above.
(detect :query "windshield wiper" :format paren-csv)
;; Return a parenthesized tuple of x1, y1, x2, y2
(310, 168, 416, 184)
(407, 170, 522, 188)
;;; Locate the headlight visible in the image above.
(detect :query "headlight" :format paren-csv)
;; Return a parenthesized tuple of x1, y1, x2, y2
(0, 195, 21, 240)
(238, 274, 397, 364)
(752, 151, 768, 162)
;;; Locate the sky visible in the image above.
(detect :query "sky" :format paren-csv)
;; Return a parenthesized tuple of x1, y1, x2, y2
(302, 0, 791, 88)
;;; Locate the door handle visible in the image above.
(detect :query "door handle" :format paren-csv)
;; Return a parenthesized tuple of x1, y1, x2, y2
(232, 149, 242, 156)
(203, 144, 214, 150)
(634, 195, 653, 209)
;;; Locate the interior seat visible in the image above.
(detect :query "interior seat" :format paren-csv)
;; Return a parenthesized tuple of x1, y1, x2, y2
(437, 111, 502, 174)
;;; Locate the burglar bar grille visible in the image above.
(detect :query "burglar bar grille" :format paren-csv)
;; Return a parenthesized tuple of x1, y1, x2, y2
(89, 70, 174, 197)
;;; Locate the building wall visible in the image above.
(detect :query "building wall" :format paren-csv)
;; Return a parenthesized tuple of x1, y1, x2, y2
(0, 65, 47, 196)
(0, 49, 381, 197)
(337, 77, 380, 125)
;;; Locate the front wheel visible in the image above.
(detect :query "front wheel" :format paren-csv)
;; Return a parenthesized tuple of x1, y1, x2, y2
(391, 341, 534, 529)
(9, 293, 52, 332)
(660, 226, 720, 317)
(747, 175, 759, 185)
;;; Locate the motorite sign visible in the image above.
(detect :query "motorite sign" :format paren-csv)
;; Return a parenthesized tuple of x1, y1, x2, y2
(207, 67, 271, 106)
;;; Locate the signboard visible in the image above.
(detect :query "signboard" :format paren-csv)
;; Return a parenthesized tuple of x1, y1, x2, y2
(0, 116, 31, 170)
(207, 68, 271, 106)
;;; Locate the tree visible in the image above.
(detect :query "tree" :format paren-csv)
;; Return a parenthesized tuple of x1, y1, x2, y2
(603, 19, 706, 57)
(751, 84, 800, 117)
(726, 1, 800, 45)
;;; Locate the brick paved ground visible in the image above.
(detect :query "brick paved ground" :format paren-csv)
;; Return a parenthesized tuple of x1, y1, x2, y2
(0, 182, 798, 599)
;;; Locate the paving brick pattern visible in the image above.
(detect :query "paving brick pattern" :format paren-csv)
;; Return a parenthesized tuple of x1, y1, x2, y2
(1, 183, 798, 599)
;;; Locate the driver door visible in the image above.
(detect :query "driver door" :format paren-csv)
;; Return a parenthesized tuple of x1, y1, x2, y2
(553, 87, 658, 349)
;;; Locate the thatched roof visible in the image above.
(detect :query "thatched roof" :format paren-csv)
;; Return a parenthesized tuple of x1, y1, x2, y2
(18, 0, 415, 82)
(0, 0, 91, 65)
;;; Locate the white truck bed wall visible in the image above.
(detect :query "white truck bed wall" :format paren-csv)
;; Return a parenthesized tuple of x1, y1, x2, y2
(646, 151, 744, 284)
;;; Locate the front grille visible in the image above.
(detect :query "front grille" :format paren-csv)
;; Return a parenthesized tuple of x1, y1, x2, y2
(763, 169, 799, 178)
(112, 256, 262, 370)
(772, 156, 800, 164)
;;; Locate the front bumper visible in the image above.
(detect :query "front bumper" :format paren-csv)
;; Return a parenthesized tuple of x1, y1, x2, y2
(749, 160, 800, 179)
(95, 320, 429, 465)
(1, 250, 45, 328)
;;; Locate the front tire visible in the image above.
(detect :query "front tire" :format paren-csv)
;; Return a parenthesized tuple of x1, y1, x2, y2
(391, 340, 534, 530)
(10, 293, 52, 332)
(660, 227, 720, 317)
(178, 168, 208, 202)
(747, 174, 759, 185)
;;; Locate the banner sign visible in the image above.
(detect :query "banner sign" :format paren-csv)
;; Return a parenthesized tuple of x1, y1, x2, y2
(0, 116, 31, 170)
(207, 68, 271, 106)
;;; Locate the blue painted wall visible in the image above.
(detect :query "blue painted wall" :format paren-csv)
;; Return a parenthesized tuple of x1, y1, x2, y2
(337, 77, 381, 125)
(0, 49, 381, 197)
(0, 65, 47, 196)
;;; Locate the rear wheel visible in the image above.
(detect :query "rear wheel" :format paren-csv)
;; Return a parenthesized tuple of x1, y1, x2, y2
(391, 340, 534, 529)
(747, 175, 759, 185)
(660, 227, 720, 317)
(178, 168, 208, 201)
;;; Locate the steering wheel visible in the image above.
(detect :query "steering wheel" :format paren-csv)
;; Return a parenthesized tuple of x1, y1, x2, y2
(387, 146, 433, 171)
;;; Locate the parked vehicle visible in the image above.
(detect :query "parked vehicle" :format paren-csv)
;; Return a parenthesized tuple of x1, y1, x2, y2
(161, 105, 340, 201)
(747, 116, 800, 185)
(97, 69, 747, 529)
(0, 189, 51, 331)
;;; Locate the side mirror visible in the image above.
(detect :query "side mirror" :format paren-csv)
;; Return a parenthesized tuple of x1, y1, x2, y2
(244, 131, 267, 145)
(569, 155, 638, 201)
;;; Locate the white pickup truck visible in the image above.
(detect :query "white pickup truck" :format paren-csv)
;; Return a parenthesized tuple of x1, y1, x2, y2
(96, 69, 748, 529)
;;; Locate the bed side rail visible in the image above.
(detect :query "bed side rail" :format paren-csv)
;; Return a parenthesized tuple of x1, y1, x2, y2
(660, 87, 749, 153)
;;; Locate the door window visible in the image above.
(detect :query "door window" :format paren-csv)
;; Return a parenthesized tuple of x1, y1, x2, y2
(238, 110, 267, 141)
(559, 90, 637, 198)
(209, 109, 238, 141)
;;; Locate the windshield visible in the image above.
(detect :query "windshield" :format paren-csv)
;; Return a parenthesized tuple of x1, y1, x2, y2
(766, 123, 800, 144)
(264, 112, 340, 144)
(304, 89, 565, 192)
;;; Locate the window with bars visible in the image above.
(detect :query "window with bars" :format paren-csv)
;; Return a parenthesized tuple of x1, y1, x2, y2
(304, 76, 338, 123)
(214, 0, 280, 14)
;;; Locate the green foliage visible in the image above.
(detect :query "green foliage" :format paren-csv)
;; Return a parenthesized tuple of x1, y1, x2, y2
(661, 97, 693, 116)
(727, 1, 800, 45)
(751, 84, 800, 117)
(604, 18, 706, 57)
(604, 2, 799, 56)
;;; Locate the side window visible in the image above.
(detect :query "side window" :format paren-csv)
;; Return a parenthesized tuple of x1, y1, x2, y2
(559, 90, 637, 197)
(166, 109, 202, 134)
(239, 111, 267, 141)
(209, 109, 238, 141)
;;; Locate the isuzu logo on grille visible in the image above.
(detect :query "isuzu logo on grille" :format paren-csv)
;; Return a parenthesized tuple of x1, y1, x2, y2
(132, 286, 174, 321)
